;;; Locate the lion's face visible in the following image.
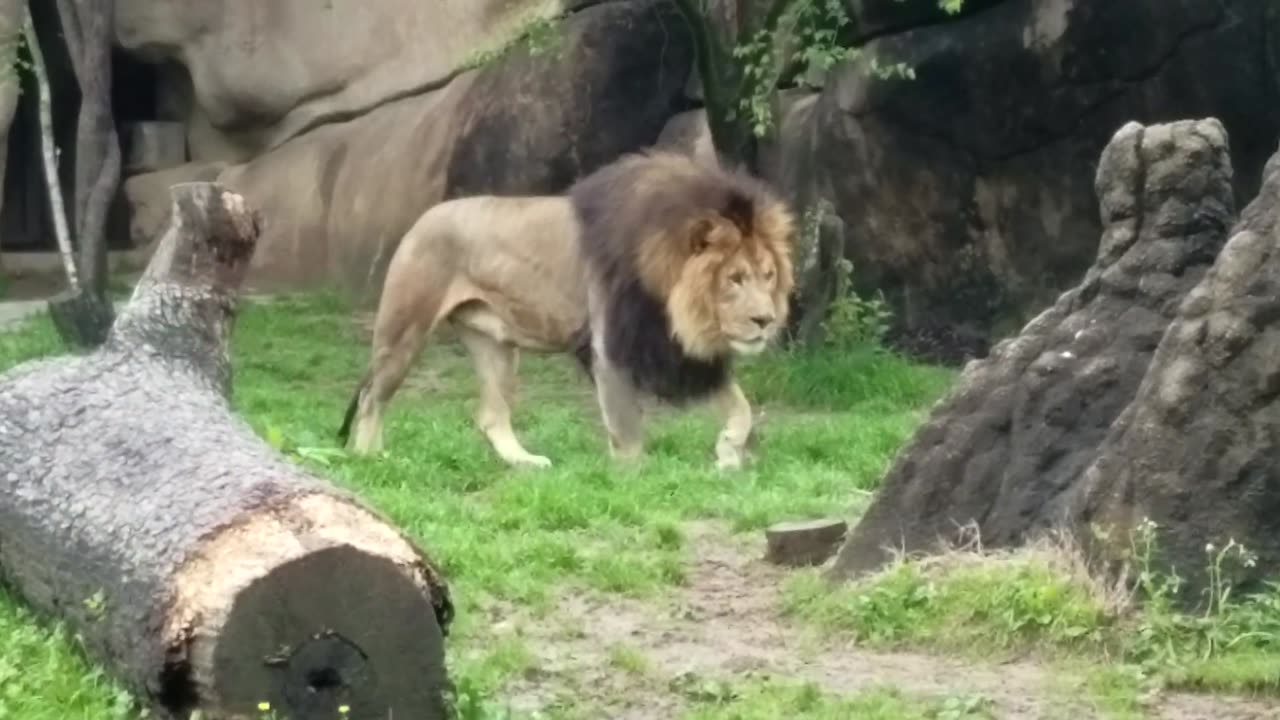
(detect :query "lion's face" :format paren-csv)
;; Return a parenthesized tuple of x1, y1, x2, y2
(713, 245, 786, 355)
(662, 203, 796, 360)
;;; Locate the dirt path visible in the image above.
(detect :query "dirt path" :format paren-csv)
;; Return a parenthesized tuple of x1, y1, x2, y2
(483, 522, 1278, 720)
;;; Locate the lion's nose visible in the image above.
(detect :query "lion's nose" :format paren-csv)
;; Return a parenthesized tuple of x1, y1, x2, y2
(751, 314, 773, 329)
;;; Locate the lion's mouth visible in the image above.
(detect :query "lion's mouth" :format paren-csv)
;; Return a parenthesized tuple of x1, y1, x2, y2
(729, 336, 768, 355)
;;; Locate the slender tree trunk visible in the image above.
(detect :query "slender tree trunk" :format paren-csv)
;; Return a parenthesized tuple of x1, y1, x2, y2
(22, 6, 78, 292)
(0, 0, 24, 276)
(671, 0, 790, 173)
(56, 0, 119, 299)
(0, 183, 454, 720)
(38, 0, 119, 348)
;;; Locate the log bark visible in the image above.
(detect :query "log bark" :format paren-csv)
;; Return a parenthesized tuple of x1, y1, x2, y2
(0, 183, 454, 720)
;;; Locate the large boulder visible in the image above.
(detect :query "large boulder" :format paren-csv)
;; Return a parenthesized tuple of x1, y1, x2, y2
(113, 0, 567, 162)
(830, 118, 1235, 580)
(799, 0, 1278, 362)
(1074, 140, 1280, 600)
(210, 0, 692, 295)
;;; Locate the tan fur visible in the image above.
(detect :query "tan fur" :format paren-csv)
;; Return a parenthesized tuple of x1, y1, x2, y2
(340, 154, 796, 470)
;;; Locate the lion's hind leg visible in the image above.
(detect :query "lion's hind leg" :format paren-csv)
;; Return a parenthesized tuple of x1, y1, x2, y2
(455, 324, 552, 469)
(349, 276, 456, 455)
(350, 316, 433, 455)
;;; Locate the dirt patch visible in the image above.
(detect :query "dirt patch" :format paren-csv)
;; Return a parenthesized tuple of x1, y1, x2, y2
(477, 522, 1279, 719)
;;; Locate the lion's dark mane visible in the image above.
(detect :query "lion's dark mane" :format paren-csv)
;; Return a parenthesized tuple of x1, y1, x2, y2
(567, 151, 772, 403)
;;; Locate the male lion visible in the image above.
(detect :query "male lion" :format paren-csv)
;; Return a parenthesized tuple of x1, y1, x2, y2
(337, 150, 795, 470)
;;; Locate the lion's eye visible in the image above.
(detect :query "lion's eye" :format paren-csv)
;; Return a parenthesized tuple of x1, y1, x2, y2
(764, 270, 775, 281)
(730, 272, 745, 285)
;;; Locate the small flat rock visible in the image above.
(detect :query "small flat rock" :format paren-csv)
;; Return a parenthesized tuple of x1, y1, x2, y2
(764, 518, 848, 567)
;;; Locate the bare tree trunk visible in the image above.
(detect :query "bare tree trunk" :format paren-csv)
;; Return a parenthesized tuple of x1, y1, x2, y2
(0, 0, 25, 273)
(671, 0, 790, 172)
(39, 0, 118, 348)
(56, 0, 119, 299)
(0, 183, 454, 720)
(21, 7, 78, 292)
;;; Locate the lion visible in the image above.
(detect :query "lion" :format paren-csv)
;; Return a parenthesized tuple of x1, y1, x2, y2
(337, 150, 796, 470)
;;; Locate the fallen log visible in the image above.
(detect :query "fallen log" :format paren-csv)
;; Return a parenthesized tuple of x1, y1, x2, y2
(0, 183, 454, 720)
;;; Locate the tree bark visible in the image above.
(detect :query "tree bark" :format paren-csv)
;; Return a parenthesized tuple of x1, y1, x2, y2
(55, 0, 120, 300)
(0, 0, 24, 277)
(671, 0, 781, 172)
(21, 6, 78, 292)
(0, 183, 454, 720)
(44, 0, 119, 348)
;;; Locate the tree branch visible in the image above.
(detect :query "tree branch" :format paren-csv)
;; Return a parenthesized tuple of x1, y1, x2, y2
(22, 7, 79, 293)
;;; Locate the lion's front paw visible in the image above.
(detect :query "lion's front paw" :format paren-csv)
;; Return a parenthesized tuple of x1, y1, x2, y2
(512, 453, 553, 469)
(715, 451, 744, 472)
(609, 438, 643, 463)
(499, 449, 553, 468)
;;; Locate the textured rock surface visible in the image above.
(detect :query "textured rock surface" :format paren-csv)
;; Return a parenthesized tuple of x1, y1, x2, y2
(1073, 142, 1280, 601)
(113, 0, 564, 162)
(218, 0, 693, 296)
(796, 0, 1279, 362)
(831, 118, 1235, 578)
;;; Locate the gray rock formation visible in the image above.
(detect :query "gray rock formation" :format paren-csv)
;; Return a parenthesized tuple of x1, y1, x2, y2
(120, 0, 693, 295)
(232, 1, 691, 295)
(1074, 138, 1280, 601)
(830, 118, 1236, 581)
(113, 0, 567, 162)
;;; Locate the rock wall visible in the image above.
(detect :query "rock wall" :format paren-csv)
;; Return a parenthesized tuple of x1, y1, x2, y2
(92, 0, 1280, 332)
(794, 0, 1279, 362)
(117, 0, 694, 296)
(113, 0, 567, 163)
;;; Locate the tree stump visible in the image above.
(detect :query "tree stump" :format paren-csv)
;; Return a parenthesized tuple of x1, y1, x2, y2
(0, 183, 454, 720)
(764, 519, 848, 567)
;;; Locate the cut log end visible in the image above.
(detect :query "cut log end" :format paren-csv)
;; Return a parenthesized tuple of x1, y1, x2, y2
(764, 518, 848, 567)
(201, 545, 446, 720)
(165, 494, 449, 720)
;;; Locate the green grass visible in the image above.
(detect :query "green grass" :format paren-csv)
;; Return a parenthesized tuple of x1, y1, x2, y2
(674, 675, 995, 720)
(781, 544, 1114, 655)
(0, 586, 140, 720)
(781, 528, 1280, 711)
(0, 291, 953, 718)
(10, 291, 1275, 718)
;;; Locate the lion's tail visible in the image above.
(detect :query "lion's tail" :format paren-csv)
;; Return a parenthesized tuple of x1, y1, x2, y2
(336, 369, 372, 444)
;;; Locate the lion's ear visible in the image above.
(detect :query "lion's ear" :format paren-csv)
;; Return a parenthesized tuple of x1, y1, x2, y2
(721, 192, 755, 234)
(689, 218, 715, 254)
